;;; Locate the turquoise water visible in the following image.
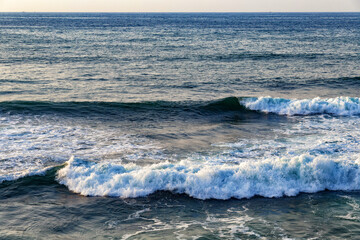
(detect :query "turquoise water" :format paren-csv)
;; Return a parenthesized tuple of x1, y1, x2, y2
(1, 13, 360, 239)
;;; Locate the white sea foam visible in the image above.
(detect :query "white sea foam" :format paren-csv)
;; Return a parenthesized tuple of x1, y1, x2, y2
(241, 96, 360, 116)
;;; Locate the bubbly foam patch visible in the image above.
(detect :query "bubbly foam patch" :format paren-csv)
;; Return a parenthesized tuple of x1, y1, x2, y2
(241, 96, 360, 116)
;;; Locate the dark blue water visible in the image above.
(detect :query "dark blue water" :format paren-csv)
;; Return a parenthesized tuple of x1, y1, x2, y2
(1, 13, 360, 239)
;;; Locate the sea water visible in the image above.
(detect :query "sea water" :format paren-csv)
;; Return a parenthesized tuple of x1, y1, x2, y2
(1, 12, 360, 239)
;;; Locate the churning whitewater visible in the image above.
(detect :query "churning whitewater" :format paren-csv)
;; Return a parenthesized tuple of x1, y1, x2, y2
(55, 96, 360, 199)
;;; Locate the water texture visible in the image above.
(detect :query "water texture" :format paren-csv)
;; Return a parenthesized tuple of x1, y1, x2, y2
(1, 12, 360, 239)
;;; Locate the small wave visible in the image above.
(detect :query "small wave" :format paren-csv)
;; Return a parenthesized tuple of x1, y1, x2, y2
(0, 165, 59, 184)
(57, 155, 360, 200)
(241, 96, 360, 116)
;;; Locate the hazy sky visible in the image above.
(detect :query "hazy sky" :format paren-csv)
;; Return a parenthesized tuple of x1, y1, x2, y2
(1, 0, 360, 12)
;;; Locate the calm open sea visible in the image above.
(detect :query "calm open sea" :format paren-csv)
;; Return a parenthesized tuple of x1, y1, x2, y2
(1, 12, 360, 239)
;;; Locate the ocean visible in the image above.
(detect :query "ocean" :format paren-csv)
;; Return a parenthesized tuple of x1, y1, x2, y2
(1, 12, 360, 239)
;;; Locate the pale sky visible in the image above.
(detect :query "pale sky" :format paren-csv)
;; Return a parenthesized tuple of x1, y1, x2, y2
(0, 0, 360, 12)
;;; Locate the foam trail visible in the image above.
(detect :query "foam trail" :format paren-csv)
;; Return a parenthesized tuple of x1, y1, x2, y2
(57, 155, 360, 200)
(241, 96, 360, 116)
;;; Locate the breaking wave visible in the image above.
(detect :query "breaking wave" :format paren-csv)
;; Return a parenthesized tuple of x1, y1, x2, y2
(56, 155, 360, 200)
(1, 96, 360, 117)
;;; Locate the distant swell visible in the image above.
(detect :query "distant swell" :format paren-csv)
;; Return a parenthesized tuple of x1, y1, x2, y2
(57, 156, 360, 200)
(199, 52, 326, 62)
(241, 96, 360, 116)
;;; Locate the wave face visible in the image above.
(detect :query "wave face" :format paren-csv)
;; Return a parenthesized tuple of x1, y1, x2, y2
(241, 96, 360, 116)
(0, 97, 247, 116)
(57, 155, 360, 200)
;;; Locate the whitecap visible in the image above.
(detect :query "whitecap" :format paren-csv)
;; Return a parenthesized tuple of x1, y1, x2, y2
(241, 96, 360, 116)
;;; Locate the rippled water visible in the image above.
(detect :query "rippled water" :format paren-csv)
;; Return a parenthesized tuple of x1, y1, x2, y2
(1, 12, 360, 239)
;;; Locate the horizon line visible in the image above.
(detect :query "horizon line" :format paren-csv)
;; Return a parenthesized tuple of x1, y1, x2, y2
(1, 11, 360, 13)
